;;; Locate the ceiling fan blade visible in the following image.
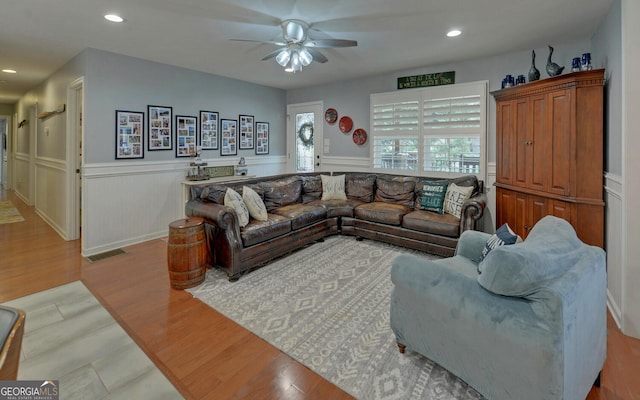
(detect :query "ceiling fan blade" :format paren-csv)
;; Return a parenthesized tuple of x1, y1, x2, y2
(306, 48, 328, 63)
(230, 38, 287, 46)
(261, 48, 285, 61)
(306, 39, 358, 48)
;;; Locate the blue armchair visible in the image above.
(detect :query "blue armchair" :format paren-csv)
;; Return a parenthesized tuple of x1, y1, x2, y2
(390, 216, 606, 400)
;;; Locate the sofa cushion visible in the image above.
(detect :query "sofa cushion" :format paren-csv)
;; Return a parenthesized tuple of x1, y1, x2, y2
(480, 223, 522, 261)
(242, 185, 268, 221)
(241, 214, 292, 247)
(272, 203, 327, 230)
(224, 188, 249, 227)
(260, 176, 302, 212)
(200, 184, 229, 204)
(419, 181, 449, 214)
(345, 173, 377, 202)
(321, 174, 347, 200)
(477, 216, 587, 297)
(309, 199, 364, 218)
(355, 202, 411, 226)
(443, 183, 474, 218)
(301, 175, 322, 203)
(402, 210, 460, 237)
(374, 178, 416, 207)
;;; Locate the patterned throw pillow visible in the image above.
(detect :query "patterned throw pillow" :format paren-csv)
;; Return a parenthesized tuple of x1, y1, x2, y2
(420, 181, 449, 214)
(242, 186, 268, 221)
(480, 223, 522, 262)
(224, 188, 249, 227)
(321, 175, 347, 200)
(443, 183, 474, 218)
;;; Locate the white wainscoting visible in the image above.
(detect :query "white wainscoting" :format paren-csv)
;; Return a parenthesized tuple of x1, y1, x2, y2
(322, 156, 371, 173)
(485, 162, 496, 233)
(13, 153, 30, 204)
(35, 157, 68, 238)
(604, 172, 623, 329)
(81, 156, 288, 257)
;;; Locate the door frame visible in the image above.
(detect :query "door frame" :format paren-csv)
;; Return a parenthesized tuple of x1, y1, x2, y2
(286, 101, 324, 173)
(66, 77, 84, 241)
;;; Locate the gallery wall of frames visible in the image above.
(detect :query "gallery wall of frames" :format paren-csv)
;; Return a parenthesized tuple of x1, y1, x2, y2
(115, 105, 269, 159)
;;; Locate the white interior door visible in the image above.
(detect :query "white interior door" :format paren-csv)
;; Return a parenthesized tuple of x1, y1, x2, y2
(286, 102, 323, 173)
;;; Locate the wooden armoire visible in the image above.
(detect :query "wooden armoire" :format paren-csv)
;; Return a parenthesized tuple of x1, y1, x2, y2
(492, 69, 605, 248)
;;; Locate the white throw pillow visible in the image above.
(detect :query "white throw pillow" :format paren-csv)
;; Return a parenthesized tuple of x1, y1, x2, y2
(242, 186, 268, 221)
(443, 183, 474, 218)
(321, 174, 347, 200)
(224, 188, 249, 227)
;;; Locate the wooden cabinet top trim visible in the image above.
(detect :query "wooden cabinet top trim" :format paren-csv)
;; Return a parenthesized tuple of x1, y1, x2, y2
(491, 69, 604, 100)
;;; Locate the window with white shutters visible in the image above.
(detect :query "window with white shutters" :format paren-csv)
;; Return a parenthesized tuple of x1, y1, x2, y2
(370, 81, 487, 177)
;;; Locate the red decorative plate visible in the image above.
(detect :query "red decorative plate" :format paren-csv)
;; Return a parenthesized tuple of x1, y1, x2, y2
(339, 116, 353, 133)
(324, 108, 338, 124)
(353, 128, 367, 145)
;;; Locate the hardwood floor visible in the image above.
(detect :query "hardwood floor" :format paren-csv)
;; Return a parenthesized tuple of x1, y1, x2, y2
(1, 190, 639, 399)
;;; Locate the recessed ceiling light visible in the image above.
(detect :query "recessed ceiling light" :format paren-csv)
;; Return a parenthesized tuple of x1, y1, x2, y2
(447, 30, 462, 37)
(104, 14, 124, 23)
(2, 69, 17, 74)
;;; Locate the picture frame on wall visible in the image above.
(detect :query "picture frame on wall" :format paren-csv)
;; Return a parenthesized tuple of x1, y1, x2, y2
(220, 119, 237, 156)
(255, 121, 269, 155)
(199, 110, 219, 150)
(115, 110, 144, 159)
(239, 114, 255, 150)
(175, 115, 198, 157)
(147, 105, 173, 151)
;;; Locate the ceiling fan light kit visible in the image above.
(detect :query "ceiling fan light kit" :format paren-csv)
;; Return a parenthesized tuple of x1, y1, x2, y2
(232, 19, 357, 73)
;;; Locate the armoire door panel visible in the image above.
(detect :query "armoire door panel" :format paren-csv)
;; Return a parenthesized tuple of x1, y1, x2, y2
(496, 101, 514, 184)
(529, 94, 548, 191)
(548, 90, 571, 196)
(514, 98, 529, 187)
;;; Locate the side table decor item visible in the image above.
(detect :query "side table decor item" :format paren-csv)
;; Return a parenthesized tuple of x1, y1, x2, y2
(546, 45, 565, 77)
(186, 147, 209, 181)
(528, 50, 540, 82)
(235, 157, 248, 176)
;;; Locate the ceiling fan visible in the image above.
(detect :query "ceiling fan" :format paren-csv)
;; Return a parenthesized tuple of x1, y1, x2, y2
(231, 19, 357, 72)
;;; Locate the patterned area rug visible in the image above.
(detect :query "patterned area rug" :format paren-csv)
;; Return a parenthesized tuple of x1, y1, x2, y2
(188, 236, 483, 400)
(0, 200, 25, 224)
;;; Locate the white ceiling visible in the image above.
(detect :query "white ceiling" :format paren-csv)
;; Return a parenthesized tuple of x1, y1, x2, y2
(0, 0, 613, 104)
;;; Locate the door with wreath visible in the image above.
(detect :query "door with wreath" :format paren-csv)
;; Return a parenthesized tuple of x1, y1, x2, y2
(287, 102, 323, 173)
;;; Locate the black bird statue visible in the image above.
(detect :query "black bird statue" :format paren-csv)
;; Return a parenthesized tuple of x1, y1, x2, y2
(546, 45, 565, 77)
(528, 50, 540, 82)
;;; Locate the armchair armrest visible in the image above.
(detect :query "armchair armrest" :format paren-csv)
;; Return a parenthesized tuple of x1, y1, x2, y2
(455, 230, 491, 263)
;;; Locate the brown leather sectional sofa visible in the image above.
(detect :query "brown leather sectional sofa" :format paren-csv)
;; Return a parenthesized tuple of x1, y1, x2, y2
(186, 172, 487, 281)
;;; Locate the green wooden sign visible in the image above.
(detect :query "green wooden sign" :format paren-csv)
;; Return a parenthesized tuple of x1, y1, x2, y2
(397, 71, 456, 90)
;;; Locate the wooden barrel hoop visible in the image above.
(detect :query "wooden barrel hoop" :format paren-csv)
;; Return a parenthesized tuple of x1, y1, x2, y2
(167, 217, 208, 289)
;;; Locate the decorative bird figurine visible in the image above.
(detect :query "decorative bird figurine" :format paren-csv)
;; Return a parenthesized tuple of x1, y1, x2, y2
(528, 50, 540, 82)
(546, 45, 565, 77)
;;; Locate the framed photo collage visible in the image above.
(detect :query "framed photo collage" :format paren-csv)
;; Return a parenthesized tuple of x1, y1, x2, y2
(114, 106, 270, 159)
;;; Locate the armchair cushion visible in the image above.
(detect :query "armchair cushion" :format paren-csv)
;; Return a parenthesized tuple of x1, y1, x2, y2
(477, 216, 587, 297)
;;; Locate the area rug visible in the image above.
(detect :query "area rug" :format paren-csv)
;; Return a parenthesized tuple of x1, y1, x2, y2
(188, 236, 483, 400)
(0, 200, 25, 224)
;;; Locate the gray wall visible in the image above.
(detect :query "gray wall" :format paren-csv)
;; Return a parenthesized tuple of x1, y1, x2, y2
(287, 39, 592, 163)
(592, 0, 622, 175)
(0, 104, 14, 115)
(84, 49, 287, 163)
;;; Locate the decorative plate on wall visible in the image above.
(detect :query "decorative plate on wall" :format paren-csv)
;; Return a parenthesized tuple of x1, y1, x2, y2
(339, 116, 353, 133)
(324, 108, 338, 124)
(353, 128, 367, 145)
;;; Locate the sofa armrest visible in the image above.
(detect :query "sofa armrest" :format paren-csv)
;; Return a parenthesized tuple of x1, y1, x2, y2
(455, 230, 491, 263)
(459, 192, 487, 233)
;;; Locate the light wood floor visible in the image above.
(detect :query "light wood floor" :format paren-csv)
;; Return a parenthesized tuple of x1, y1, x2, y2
(1, 190, 639, 399)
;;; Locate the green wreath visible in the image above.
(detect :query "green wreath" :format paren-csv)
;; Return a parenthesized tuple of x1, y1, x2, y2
(297, 122, 314, 148)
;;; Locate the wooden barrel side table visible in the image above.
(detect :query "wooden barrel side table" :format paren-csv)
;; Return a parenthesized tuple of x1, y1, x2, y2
(167, 217, 208, 289)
